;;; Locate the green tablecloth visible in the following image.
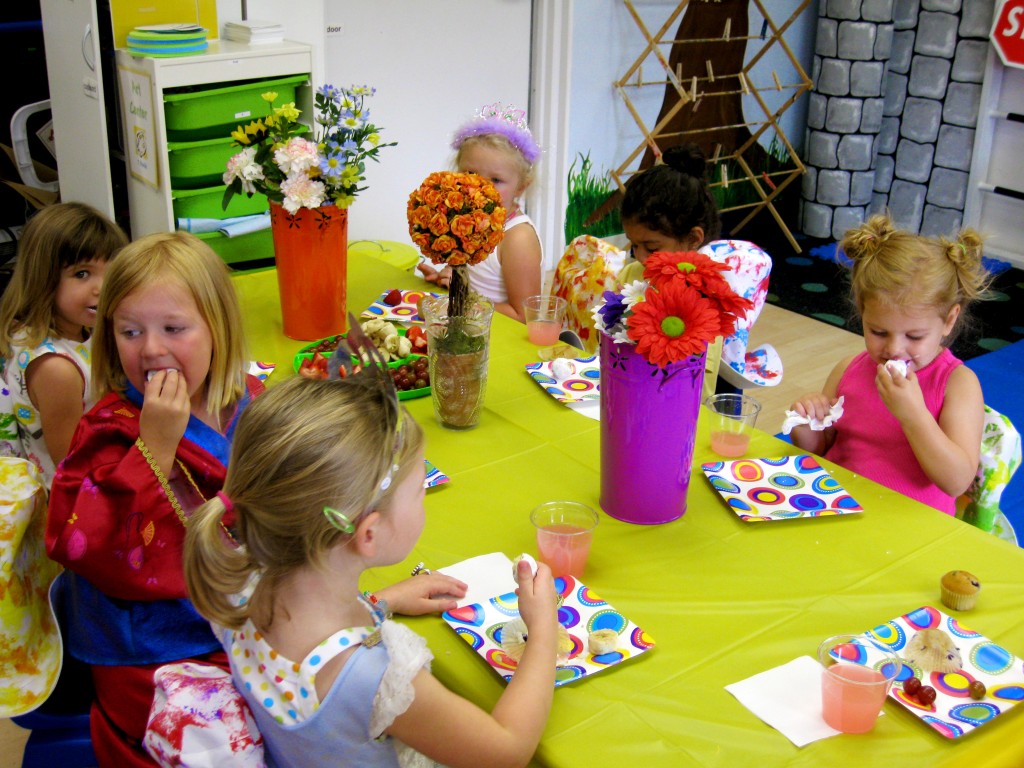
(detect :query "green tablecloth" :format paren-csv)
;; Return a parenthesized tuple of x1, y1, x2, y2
(234, 257, 1024, 768)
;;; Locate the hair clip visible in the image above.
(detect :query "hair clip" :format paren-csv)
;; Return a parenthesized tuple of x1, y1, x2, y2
(451, 101, 541, 164)
(323, 506, 356, 534)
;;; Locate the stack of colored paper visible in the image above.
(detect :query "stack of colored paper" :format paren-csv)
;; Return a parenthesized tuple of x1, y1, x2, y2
(127, 24, 208, 57)
(222, 20, 284, 44)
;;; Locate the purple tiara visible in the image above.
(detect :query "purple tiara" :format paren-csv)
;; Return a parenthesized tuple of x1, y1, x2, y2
(451, 102, 541, 164)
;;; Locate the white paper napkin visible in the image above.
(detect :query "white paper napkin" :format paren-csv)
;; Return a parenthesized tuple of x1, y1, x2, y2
(781, 396, 845, 436)
(725, 655, 846, 747)
(437, 552, 516, 608)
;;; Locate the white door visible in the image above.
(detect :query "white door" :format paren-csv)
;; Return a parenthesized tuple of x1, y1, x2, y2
(321, 0, 534, 244)
(40, 0, 116, 217)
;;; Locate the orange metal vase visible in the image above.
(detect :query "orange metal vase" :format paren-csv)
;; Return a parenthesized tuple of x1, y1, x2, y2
(269, 202, 348, 340)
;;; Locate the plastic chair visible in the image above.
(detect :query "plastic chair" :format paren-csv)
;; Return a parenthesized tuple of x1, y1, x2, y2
(10, 100, 58, 193)
(348, 239, 420, 272)
(958, 405, 1020, 545)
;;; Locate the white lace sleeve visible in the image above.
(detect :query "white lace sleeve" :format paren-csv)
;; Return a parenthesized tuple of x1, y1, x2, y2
(369, 620, 433, 737)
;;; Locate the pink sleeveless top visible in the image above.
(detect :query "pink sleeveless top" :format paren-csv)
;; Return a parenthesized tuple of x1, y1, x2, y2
(826, 348, 961, 514)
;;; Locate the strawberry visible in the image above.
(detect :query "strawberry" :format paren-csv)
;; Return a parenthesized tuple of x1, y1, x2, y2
(383, 289, 403, 306)
(406, 325, 428, 351)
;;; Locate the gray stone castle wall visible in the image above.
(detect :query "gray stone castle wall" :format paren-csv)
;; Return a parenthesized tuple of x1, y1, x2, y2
(800, 0, 996, 240)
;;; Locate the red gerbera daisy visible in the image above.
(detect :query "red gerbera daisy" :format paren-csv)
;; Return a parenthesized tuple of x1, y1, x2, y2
(644, 251, 753, 334)
(643, 251, 731, 294)
(626, 281, 723, 366)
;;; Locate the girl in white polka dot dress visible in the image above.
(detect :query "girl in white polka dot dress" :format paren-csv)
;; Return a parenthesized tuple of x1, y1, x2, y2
(184, 366, 558, 768)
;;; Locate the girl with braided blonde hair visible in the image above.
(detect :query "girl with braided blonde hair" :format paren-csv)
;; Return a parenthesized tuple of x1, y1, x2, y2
(789, 214, 992, 514)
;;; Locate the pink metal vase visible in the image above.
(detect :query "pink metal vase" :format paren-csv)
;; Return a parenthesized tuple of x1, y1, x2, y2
(599, 335, 706, 524)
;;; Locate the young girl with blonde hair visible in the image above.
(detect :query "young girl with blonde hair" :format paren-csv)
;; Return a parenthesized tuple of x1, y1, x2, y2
(789, 214, 991, 514)
(419, 102, 543, 322)
(46, 232, 266, 766)
(0, 202, 127, 484)
(185, 370, 557, 768)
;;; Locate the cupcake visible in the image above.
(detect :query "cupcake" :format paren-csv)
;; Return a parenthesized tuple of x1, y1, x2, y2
(940, 570, 980, 611)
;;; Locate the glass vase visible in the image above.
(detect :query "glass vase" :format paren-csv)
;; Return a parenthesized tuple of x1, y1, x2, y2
(420, 293, 494, 430)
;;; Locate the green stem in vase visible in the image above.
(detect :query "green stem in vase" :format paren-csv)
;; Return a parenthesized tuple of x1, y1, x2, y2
(438, 265, 486, 355)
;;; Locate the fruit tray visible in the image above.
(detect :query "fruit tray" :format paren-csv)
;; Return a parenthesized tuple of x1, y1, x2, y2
(292, 331, 430, 400)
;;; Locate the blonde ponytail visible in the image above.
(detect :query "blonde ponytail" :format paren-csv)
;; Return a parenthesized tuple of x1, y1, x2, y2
(184, 495, 259, 629)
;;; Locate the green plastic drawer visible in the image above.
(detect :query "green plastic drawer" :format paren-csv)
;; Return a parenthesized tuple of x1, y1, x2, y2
(167, 136, 237, 189)
(195, 229, 274, 267)
(172, 184, 268, 219)
(163, 73, 308, 141)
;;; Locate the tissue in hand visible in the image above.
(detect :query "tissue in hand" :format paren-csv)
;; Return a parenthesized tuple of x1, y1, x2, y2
(884, 359, 909, 377)
(781, 396, 845, 436)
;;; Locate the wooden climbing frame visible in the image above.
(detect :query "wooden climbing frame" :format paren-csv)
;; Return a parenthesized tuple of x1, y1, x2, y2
(613, 0, 812, 250)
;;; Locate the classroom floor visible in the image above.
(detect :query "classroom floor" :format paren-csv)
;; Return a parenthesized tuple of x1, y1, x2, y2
(0, 303, 863, 767)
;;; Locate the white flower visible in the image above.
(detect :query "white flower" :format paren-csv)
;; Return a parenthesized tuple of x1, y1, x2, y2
(280, 174, 326, 213)
(274, 137, 320, 175)
(612, 328, 633, 344)
(223, 147, 264, 194)
(621, 280, 648, 307)
(591, 302, 607, 333)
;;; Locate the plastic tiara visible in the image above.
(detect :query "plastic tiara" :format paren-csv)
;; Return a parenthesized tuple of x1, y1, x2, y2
(451, 102, 541, 164)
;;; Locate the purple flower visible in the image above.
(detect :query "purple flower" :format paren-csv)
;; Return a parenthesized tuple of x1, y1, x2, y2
(598, 290, 628, 329)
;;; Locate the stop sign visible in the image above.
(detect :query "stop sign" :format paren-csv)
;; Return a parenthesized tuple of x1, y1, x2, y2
(992, 0, 1024, 69)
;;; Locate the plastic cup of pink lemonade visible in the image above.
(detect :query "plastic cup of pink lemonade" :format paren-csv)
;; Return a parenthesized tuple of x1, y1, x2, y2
(530, 501, 598, 577)
(704, 393, 762, 458)
(523, 295, 567, 346)
(818, 634, 902, 733)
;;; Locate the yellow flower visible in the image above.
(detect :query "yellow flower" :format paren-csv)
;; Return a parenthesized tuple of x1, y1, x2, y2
(368, 133, 381, 147)
(261, 91, 278, 103)
(265, 114, 277, 128)
(244, 120, 266, 138)
(275, 102, 301, 121)
(335, 192, 356, 208)
(231, 125, 250, 145)
(340, 165, 360, 185)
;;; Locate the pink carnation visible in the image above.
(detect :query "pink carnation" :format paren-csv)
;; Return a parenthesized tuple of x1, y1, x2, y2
(274, 137, 319, 175)
(280, 174, 326, 213)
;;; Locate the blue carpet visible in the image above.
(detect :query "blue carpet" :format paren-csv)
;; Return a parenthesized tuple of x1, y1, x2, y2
(967, 340, 1024, 540)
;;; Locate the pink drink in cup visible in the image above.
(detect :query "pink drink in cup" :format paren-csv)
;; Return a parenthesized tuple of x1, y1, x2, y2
(531, 501, 598, 577)
(709, 430, 750, 457)
(818, 635, 901, 734)
(704, 393, 761, 458)
(527, 320, 562, 346)
(523, 295, 566, 347)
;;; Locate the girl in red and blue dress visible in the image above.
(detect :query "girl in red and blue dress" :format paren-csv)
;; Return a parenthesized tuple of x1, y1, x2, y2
(46, 232, 265, 767)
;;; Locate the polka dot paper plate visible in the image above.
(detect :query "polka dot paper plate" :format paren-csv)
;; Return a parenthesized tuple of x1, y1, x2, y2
(442, 577, 654, 687)
(700, 454, 863, 522)
(848, 606, 1024, 738)
(524, 356, 600, 404)
(361, 290, 442, 323)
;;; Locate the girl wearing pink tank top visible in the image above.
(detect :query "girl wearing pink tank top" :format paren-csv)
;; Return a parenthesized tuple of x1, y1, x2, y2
(788, 214, 992, 515)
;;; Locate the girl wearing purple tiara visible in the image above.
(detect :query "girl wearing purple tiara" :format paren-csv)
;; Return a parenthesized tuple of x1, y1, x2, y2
(418, 103, 543, 322)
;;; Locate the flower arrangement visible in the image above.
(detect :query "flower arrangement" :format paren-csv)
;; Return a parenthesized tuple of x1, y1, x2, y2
(593, 251, 753, 367)
(407, 171, 505, 320)
(407, 171, 506, 267)
(222, 84, 395, 214)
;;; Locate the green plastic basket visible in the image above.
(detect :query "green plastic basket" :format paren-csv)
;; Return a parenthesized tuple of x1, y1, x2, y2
(163, 73, 308, 140)
(167, 136, 238, 189)
(195, 229, 273, 267)
(173, 185, 268, 219)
